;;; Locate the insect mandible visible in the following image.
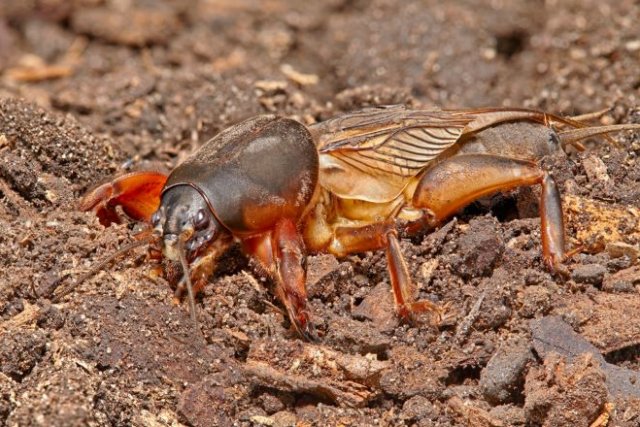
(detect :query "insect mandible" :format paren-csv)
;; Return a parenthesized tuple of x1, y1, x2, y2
(62, 105, 640, 340)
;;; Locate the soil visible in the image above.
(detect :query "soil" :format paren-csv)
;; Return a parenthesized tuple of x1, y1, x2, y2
(1, 1, 640, 426)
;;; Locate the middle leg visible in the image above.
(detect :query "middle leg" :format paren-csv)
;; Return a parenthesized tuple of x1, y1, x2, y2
(325, 221, 444, 322)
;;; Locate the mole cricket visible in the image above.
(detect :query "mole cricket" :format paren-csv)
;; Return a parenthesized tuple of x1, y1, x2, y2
(61, 105, 640, 339)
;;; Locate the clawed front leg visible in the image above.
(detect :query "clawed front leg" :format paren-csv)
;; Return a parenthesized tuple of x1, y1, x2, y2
(273, 219, 316, 340)
(80, 171, 168, 226)
(243, 219, 316, 341)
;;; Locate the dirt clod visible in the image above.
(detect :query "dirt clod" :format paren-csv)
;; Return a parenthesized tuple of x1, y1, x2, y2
(488, 405, 526, 426)
(603, 265, 640, 293)
(479, 337, 534, 404)
(0, 97, 118, 195)
(2, 1, 640, 425)
(324, 316, 392, 355)
(519, 285, 552, 318)
(35, 303, 65, 330)
(572, 263, 607, 286)
(401, 395, 437, 423)
(379, 346, 445, 400)
(450, 217, 505, 279)
(305, 254, 340, 298)
(524, 353, 608, 427)
(351, 281, 399, 332)
(244, 338, 387, 408)
(177, 368, 247, 427)
(0, 329, 46, 381)
(71, 7, 180, 47)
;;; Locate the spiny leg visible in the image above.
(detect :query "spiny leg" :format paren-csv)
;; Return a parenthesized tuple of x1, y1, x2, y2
(540, 174, 567, 275)
(413, 153, 568, 274)
(171, 274, 210, 304)
(273, 220, 314, 339)
(327, 221, 444, 322)
(80, 171, 167, 226)
(171, 235, 233, 301)
(386, 230, 442, 321)
(243, 219, 316, 340)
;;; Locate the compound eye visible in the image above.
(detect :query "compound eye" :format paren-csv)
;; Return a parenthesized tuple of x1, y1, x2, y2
(194, 208, 209, 230)
(187, 238, 198, 252)
(151, 210, 162, 226)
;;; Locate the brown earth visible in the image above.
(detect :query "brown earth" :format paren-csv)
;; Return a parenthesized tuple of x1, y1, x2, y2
(1, 0, 640, 426)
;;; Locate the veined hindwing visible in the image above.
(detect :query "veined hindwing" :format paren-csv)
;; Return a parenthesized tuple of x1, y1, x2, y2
(311, 106, 470, 202)
(311, 105, 570, 203)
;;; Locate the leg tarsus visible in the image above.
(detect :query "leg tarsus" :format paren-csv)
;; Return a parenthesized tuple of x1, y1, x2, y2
(407, 300, 445, 319)
(385, 231, 444, 323)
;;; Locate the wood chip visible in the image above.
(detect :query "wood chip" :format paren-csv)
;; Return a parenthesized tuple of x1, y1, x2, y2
(0, 301, 40, 331)
(6, 65, 73, 82)
(280, 64, 319, 86)
(606, 242, 639, 264)
(243, 339, 389, 407)
(448, 396, 505, 427)
(563, 194, 640, 252)
(254, 80, 288, 93)
(531, 315, 640, 398)
(582, 155, 610, 183)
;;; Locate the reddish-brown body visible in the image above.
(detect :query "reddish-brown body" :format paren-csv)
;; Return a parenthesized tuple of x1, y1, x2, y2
(74, 105, 640, 339)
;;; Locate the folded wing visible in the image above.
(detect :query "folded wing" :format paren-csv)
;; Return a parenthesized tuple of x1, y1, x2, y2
(312, 105, 574, 202)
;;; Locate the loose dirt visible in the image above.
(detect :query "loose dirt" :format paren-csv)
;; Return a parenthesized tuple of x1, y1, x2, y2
(1, 1, 640, 426)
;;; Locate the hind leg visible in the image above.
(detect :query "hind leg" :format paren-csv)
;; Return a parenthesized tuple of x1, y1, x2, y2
(413, 153, 567, 273)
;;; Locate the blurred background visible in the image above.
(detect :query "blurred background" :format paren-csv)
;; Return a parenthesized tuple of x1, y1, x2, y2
(1, 0, 639, 160)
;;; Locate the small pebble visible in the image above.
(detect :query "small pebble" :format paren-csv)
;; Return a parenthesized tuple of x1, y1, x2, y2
(479, 337, 534, 404)
(401, 395, 436, 422)
(571, 264, 607, 286)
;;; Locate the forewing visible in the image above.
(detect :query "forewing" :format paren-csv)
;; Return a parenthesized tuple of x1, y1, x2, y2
(312, 106, 472, 201)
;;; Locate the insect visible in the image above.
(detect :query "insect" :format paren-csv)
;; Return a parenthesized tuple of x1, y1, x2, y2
(64, 105, 640, 340)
